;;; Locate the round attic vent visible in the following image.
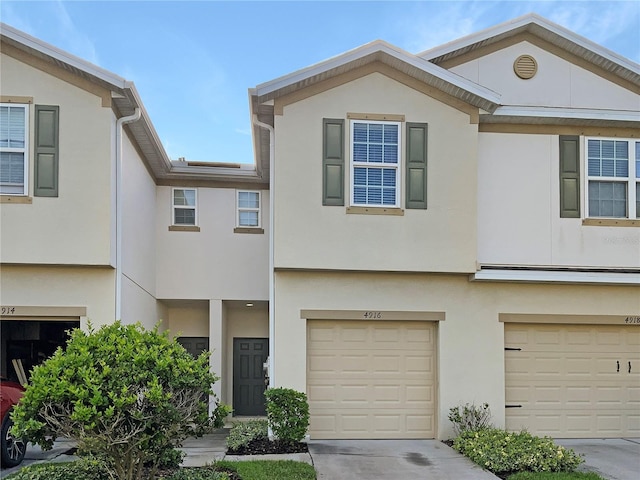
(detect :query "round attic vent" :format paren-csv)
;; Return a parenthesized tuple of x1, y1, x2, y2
(513, 55, 538, 79)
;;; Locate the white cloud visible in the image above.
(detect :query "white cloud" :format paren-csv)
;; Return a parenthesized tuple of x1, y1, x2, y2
(235, 128, 252, 136)
(51, 0, 100, 65)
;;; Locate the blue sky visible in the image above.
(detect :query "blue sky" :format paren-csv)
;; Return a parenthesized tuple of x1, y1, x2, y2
(1, 1, 638, 164)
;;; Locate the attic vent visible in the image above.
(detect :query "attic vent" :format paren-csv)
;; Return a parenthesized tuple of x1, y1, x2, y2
(513, 55, 537, 79)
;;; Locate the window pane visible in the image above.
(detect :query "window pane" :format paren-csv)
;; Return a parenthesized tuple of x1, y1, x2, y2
(239, 211, 259, 227)
(588, 139, 628, 178)
(637, 183, 640, 218)
(352, 167, 397, 206)
(0, 106, 25, 149)
(239, 191, 259, 208)
(588, 181, 627, 218)
(175, 208, 196, 225)
(636, 142, 640, 179)
(0, 152, 25, 184)
(174, 189, 196, 206)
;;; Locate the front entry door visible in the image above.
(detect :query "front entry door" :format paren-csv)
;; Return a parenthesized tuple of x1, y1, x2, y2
(233, 338, 268, 416)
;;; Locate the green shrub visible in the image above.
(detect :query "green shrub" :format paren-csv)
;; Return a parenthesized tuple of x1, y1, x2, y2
(448, 402, 493, 435)
(265, 388, 309, 443)
(166, 466, 230, 480)
(453, 428, 583, 474)
(5, 458, 109, 480)
(226, 419, 268, 450)
(10, 321, 225, 480)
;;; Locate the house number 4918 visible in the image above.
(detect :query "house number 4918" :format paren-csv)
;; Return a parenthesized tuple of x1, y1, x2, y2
(625, 316, 640, 324)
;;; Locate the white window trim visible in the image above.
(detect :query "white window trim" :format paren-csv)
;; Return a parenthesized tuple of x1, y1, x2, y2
(0, 103, 29, 196)
(584, 137, 638, 220)
(172, 187, 197, 226)
(349, 119, 402, 208)
(236, 190, 261, 228)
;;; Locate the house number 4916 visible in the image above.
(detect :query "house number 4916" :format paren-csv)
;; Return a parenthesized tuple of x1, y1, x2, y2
(363, 311, 382, 319)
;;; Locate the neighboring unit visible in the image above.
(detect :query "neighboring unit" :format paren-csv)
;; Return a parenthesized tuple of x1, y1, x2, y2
(1, 13, 638, 439)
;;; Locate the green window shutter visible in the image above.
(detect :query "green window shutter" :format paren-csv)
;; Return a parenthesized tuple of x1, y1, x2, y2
(405, 122, 428, 209)
(559, 135, 580, 218)
(322, 118, 344, 206)
(34, 105, 59, 197)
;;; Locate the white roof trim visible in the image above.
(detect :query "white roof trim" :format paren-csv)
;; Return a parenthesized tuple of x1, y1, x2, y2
(491, 106, 640, 123)
(419, 13, 640, 74)
(0, 22, 129, 89)
(471, 268, 640, 285)
(255, 39, 501, 105)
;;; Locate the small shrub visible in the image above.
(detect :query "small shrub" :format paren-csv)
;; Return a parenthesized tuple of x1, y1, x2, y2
(452, 428, 583, 474)
(5, 458, 109, 480)
(166, 466, 230, 480)
(226, 419, 268, 450)
(265, 388, 309, 442)
(156, 447, 185, 469)
(448, 402, 493, 435)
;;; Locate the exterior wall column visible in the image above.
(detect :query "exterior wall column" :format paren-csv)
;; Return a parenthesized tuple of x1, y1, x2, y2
(209, 299, 223, 403)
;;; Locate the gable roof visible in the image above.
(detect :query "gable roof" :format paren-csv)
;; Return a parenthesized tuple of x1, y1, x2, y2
(0, 23, 268, 186)
(253, 39, 501, 113)
(419, 13, 640, 88)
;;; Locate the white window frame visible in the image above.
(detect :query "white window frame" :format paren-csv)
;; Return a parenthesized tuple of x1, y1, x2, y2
(349, 119, 401, 208)
(585, 137, 638, 219)
(0, 103, 29, 196)
(172, 187, 197, 226)
(236, 190, 261, 228)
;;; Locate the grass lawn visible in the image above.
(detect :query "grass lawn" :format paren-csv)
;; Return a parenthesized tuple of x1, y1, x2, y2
(508, 472, 606, 480)
(216, 460, 316, 480)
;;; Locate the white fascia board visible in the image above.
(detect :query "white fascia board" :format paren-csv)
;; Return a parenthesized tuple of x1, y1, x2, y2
(0, 22, 129, 89)
(491, 106, 640, 122)
(419, 13, 640, 74)
(255, 40, 501, 105)
(471, 269, 640, 285)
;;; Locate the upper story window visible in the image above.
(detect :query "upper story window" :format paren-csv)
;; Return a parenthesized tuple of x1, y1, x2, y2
(586, 138, 639, 219)
(0, 104, 29, 195)
(237, 190, 261, 227)
(172, 188, 197, 225)
(350, 120, 401, 207)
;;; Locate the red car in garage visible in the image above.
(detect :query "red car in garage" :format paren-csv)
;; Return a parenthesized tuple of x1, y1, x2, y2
(0, 379, 26, 468)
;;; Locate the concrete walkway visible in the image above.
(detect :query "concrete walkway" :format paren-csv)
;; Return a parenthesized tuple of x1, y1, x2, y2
(556, 438, 640, 480)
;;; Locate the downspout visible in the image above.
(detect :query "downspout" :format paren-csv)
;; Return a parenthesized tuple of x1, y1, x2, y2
(252, 115, 275, 388)
(115, 107, 141, 320)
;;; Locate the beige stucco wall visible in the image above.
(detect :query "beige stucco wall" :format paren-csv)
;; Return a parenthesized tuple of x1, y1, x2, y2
(478, 132, 640, 268)
(155, 186, 269, 300)
(273, 72, 478, 273)
(274, 269, 640, 439)
(0, 265, 115, 326)
(450, 41, 638, 110)
(0, 53, 114, 265)
(166, 303, 210, 337)
(120, 130, 160, 326)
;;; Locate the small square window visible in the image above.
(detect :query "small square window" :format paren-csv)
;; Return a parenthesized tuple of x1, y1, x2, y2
(0, 103, 29, 196)
(237, 190, 261, 227)
(173, 188, 197, 225)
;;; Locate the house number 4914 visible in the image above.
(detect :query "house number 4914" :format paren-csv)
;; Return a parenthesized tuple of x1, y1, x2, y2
(1, 306, 16, 315)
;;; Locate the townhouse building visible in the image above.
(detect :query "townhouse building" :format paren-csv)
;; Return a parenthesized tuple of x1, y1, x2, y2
(1, 13, 638, 439)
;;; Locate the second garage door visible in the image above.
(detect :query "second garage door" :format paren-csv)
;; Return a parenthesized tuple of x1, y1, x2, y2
(307, 320, 436, 439)
(505, 323, 640, 438)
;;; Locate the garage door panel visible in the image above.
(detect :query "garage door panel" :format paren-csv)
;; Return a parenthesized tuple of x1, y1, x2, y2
(308, 320, 435, 439)
(505, 323, 638, 438)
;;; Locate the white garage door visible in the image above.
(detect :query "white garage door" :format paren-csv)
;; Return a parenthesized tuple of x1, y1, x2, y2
(505, 323, 640, 438)
(307, 320, 435, 439)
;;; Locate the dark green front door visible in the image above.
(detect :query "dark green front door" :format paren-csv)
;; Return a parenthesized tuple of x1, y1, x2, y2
(233, 338, 268, 416)
(176, 337, 209, 359)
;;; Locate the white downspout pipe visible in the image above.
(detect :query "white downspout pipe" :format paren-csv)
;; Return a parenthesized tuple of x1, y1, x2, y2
(252, 115, 275, 389)
(115, 108, 141, 321)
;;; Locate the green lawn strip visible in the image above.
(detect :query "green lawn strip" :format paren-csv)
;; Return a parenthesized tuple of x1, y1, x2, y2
(215, 460, 316, 480)
(508, 472, 606, 480)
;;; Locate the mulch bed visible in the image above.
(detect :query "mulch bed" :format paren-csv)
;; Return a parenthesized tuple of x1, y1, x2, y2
(226, 437, 309, 455)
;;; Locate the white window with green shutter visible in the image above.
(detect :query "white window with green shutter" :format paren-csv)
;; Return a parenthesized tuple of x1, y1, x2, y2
(172, 188, 197, 225)
(0, 103, 29, 195)
(237, 190, 261, 227)
(586, 138, 639, 219)
(350, 120, 401, 207)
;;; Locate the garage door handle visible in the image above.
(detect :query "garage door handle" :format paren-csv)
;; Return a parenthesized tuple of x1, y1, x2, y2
(629, 362, 632, 374)
(617, 361, 620, 372)
(505, 405, 522, 408)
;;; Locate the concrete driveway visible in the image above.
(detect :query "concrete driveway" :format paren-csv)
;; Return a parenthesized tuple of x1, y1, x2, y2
(556, 438, 640, 480)
(308, 439, 498, 480)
